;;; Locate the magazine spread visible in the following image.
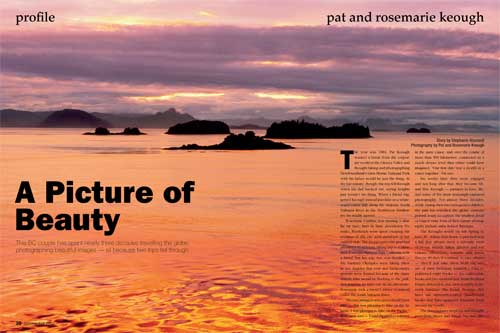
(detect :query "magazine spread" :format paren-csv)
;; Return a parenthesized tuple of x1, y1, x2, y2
(0, 1, 498, 332)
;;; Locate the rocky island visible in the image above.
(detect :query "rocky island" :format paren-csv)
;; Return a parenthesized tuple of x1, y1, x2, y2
(167, 131, 293, 150)
(167, 120, 231, 134)
(265, 120, 371, 138)
(84, 127, 146, 135)
(406, 127, 431, 133)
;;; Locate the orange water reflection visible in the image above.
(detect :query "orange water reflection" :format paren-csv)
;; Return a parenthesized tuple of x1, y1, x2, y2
(0, 129, 498, 332)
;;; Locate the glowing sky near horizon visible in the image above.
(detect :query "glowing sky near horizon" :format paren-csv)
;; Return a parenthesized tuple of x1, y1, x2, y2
(0, 0, 498, 124)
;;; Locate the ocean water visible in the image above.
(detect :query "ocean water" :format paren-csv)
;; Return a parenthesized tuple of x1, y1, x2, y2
(0, 128, 498, 332)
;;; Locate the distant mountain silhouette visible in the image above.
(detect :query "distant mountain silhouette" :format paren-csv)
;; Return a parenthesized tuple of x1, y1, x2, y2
(265, 120, 371, 138)
(40, 109, 110, 128)
(0, 109, 52, 127)
(84, 127, 146, 135)
(0, 108, 193, 128)
(1, 109, 497, 133)
(167, 120, 231, 134)
(407, 127, 431, 133)
(167, 131, 293, 150)
(93, 108, 194, 128)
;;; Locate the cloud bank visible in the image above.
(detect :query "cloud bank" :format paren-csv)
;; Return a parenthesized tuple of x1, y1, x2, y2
(1, 25, 498, 124)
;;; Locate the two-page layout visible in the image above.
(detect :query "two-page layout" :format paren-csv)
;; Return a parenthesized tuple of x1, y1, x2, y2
(0, 1, 498, 332)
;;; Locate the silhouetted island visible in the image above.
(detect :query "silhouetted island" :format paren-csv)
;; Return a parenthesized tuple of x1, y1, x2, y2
(84, 127, 146, 135)
(40, 109, 110, 128)
(87, 127, 111, 135)
(167, 120, 231, 134)
(167, 131, 293, 150)
(265, 120, 371, 138)
(122, 127, 145, 135)
(407, 127, 431, 133)
(230, 123, 267, 130)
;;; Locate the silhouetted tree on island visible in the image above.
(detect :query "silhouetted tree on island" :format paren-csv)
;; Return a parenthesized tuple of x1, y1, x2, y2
(265, 120, 371, 138)
(167, 131, 293, 150)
